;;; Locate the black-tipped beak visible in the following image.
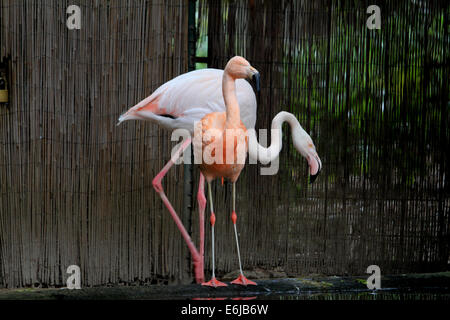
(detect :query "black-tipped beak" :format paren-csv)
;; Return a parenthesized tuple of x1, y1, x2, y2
(309, 170, 320, 184)
(252, 72, 260, 93)
(309, 156, 322, 184)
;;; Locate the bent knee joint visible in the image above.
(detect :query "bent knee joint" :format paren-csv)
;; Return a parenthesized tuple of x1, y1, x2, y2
(152, 177, 163, 193)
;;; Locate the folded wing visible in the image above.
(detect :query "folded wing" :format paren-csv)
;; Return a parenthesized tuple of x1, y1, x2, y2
(117, 68, 257, 133)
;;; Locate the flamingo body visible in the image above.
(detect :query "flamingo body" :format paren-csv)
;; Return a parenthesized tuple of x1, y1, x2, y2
(118, 69, 257, 133)
(194, 111, 248, 183)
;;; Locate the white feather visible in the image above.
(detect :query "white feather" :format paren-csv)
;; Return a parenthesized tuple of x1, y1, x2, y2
(118, 68, 257, 133)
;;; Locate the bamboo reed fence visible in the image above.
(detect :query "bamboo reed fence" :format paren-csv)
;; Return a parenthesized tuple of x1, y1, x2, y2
(0, 0, 448, 288)
(0, 0, 191, 288)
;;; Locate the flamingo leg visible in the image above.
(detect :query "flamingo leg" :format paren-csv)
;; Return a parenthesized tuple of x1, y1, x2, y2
(230, 183, 257, 286)
(202, 181, 227, 287)
(152, 137, 203, 284)
(196, 172, 206, 283)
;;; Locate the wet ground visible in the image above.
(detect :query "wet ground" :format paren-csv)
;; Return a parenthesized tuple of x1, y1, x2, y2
(0, 272, 449, 300)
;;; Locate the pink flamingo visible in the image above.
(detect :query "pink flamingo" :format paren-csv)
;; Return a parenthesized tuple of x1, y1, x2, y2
(118, 56, 322, 286)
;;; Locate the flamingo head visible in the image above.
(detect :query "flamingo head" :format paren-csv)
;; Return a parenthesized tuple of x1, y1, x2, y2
(225, 56, 260, 92)
(307, 147, 322, 184)
(293, 129, 322, 184)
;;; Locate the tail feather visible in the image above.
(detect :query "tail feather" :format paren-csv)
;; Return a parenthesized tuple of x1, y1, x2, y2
(117, 112, 143, 126)
(117, 93, 161, 126)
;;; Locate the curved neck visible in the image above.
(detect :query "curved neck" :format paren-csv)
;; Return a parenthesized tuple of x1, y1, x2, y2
(222, 72, 240, 126)
(248, 111, 309, 163)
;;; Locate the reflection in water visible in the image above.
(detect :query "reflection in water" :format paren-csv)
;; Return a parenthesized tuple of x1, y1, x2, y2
(270, 290, 450, 300)
(192, 296, 257, 300)
(191, 290, 449, 300)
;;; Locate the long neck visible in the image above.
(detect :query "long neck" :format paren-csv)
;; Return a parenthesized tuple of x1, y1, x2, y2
(222, 72, 241, 126)
(248, 111, 309, 163)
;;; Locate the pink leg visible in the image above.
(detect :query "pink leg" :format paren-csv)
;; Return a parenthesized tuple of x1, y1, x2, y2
(202, 181, 227, 287)
(152, 137, 203, 284)
(196, 173, 206, 283)
(230, 183, 256, 286)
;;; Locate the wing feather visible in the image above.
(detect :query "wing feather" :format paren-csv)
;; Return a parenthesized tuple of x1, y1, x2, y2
(118, 69, 257, 133)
